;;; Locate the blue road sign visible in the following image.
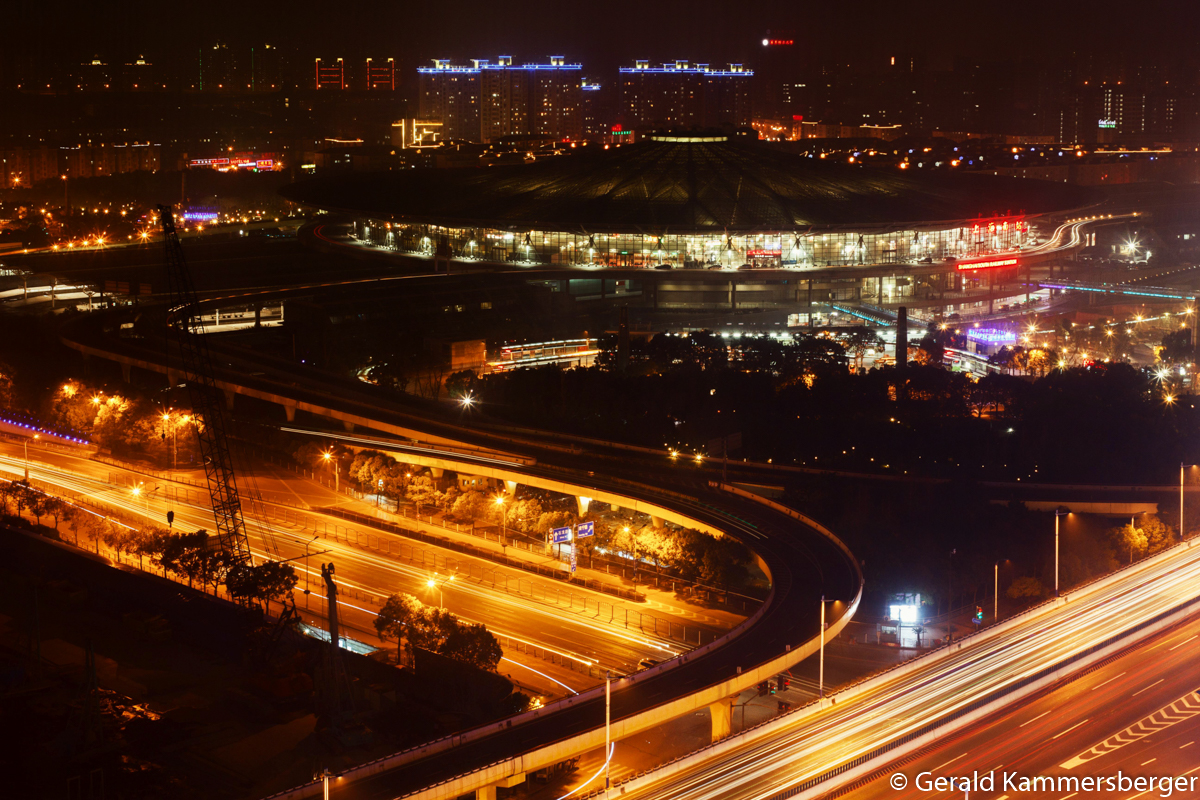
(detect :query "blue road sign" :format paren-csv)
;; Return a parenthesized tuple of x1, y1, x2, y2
(570, 548, 577, 573)
(576, 521, 595, 538)
(552, 526, 573, 544)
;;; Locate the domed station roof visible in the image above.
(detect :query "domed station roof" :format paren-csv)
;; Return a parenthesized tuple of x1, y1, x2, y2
(282, 135, 1089, 234)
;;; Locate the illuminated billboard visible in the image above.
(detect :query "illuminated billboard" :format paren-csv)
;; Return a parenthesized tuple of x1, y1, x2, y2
(957, 256, 1019, 272)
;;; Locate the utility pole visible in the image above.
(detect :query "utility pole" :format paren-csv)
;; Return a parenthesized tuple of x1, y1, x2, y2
(605, 670, 612, 797)
(818, 595, 825, 701)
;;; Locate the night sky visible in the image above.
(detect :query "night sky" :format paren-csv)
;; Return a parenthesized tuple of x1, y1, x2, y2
(10, 0, 1200, 75)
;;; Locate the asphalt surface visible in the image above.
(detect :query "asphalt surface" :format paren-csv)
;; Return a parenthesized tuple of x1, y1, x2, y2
(843, 612, 1200, 800)
(1, 443, 713, 695)
(598, 539, 1200, 800)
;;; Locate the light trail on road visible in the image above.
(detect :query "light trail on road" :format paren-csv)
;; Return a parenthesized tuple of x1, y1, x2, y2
(604, 538, 1200, 800)
(0, 452, 687, 679)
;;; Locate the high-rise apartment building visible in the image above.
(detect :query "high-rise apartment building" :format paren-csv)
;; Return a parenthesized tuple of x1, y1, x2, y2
(202, 43, 240, 90)
(365, 58, 396, 91)
(251, 45, 282, 91)
(418, 60, 482, 141)
(618, 61, 752, 130)
(420, 56, 582, 143)
(315, 58, 345, 90)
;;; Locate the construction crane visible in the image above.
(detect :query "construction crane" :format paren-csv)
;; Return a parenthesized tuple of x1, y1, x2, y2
(157, 204, 252, 563)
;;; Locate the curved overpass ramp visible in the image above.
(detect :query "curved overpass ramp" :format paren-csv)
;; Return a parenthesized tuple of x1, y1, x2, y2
(59, 314, 863, 800)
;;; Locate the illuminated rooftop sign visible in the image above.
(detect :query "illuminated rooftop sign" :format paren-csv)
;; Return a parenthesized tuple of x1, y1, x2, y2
(1099, 119, 1117, 129)
(966, 328, 1017, 345)
(957, 257, 1019, 272)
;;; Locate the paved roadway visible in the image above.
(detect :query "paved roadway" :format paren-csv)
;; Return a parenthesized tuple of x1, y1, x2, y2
(596, 537, 1200, 800)
(0, 443, 708, 695)
(844, 613, 1200, 800)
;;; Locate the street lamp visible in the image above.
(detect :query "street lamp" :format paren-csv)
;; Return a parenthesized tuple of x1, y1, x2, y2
(494, 494, 507, 553)
(1055, 508, 1069, 596)
(818, 595, 826, 700)
(304, 533, 319, 609)
(426, 572, 455, 609)
(1182, 465, 1196, 541)
(322, 449, 339, 492)
(993, 558, 1010, 621)
(23, 433, 39, 480)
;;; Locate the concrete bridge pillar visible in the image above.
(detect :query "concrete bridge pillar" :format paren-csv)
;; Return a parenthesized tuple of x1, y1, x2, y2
(709, 700, 732, 742)
(254, 304, 262, 328)
(576, 496, 592, 516)
(283, 403, 296, 422)
(476, 773, 525, 799)
(650, 515, 664, 529)
(342, 420, 356, 432)
(504, 480, 518, 496)
(120, 362, 131, 383)
(430, 468, 444, 478)
(223, 389, 235, 411)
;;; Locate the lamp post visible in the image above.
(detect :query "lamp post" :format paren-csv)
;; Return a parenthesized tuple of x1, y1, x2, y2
(818, 595, 826, 701)
(604, 670, 612, 797)
(161, 411, 181, 470)
(322, 450, 338, 493)
(994, 561, 999, 621)
(1055, 508, 1069, 596)
(1182, 464, 1195, 541)
(304, 534, 319, 609)
(23, 433, 39, 480)
(427, 572, 455, 609)
(494, 494, 507, 553)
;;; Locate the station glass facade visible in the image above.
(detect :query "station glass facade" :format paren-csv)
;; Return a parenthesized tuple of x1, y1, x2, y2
(350, 217, 1038, 270)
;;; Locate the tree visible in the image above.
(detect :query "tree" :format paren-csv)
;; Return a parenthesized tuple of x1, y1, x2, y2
(406, 475, 443, 512)
(375, 593, 427, 642)
(445, 369, 479, 401)
(374, 592, 503, 671)
(1160, 329, 1192, 364)
(843, 327, 882, 372)
(28, 492, 49, 526)
(46, 498, 72, 531)
(440, 622, 503, 671)
(1006, 576, 1045, 603)
(101, 523, 140, 562)
(227, 560, 299, 611)
(1139, 514, 1175, 555)
(0, 359, 14, 408)
(450, 490, 489, 523)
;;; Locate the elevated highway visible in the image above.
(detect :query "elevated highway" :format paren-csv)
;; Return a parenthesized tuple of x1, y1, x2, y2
(59, 312, 863, 800)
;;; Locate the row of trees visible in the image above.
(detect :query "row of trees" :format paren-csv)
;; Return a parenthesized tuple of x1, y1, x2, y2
(95, 526, 298, 609)
(375, 593, 503, 671)
(0, 480, 298, 611)
(50, 380, 200, 468)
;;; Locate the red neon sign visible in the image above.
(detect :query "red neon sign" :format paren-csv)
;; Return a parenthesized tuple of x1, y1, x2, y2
(765, 39, 794, 46)
(747, 249, 782, 257)
(957, 257, 1019, 272)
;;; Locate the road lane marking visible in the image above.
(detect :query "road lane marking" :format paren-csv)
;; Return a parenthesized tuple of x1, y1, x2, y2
(1092, 672, 1127, 690)
(1051, 719, 1090, 740)
(1181, 741, 1194, 749)
(1020, 710, 1052, 728)
(1059, 793, 1078, 800)
(1132, 679, 1164, 697)
(1169, 635, 1197, 651)
(1141, 759, 1156, 765)
(933, 753, 966, 771)
(1062, 691, 1200, 769)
